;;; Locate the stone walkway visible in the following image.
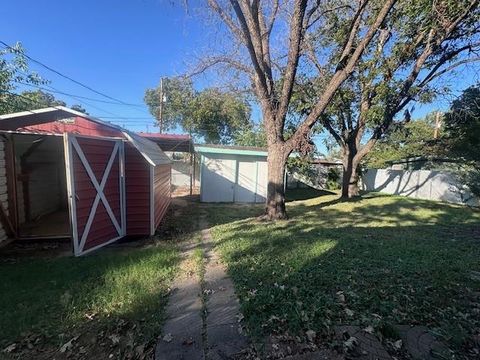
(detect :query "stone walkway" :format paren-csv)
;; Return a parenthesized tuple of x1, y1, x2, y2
(156, 215, 248, 360)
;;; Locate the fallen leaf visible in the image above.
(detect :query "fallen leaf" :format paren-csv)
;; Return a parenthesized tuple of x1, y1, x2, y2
(305, 330, 316, 343)
(345, 308, 354, 317)
(363, 325, 374, 334)
(3, 343, 16, 353)
(393, 339, 403, 350)
(109, 334, 120, 345)
(162, 333, 173, 343)
(344, 336, 358, 351)
(59, 336, 78, 353)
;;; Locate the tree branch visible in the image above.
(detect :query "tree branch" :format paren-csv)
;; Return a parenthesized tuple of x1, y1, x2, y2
(337, 0, 369, 69)
(276, 0, 308, 136)
(288, 0, 397, 152)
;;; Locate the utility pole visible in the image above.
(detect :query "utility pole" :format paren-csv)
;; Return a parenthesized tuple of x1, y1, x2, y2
(434, 111, 442, 139)
(158, 78, 164, 134)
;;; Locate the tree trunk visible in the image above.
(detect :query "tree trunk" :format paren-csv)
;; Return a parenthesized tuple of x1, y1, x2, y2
(265, 144, 287, 220)
(341, 142, 360, 199)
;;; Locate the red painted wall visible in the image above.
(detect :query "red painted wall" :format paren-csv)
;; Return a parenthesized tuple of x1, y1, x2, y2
(153, 164, 171, 231)
(19, 116, 123, 138)
(124, 144, 151, 235)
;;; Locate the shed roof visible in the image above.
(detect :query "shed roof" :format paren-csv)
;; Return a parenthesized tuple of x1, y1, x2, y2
(195, 144, 268, 156)
(0, 106, 170, 166)
(0, 106, 123, 131)
(138, 132, 193, 153)
(123, 131, 171, 166)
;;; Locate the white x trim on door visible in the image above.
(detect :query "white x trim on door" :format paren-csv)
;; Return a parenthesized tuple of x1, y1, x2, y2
(65, 134, 125, 256)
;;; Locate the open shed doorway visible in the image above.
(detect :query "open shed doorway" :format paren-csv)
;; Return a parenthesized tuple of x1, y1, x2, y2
(11, 133, 70, 238)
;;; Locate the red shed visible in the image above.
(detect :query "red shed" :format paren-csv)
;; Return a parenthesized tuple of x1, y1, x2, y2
(0, 107, 171, 255)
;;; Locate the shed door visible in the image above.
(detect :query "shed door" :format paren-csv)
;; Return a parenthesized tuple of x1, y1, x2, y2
(235, 160, 257, 202)
(201, 155, 236, 202)
(65, 134, 125, 256)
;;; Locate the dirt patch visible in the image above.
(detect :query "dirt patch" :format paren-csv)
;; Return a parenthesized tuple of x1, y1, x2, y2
(0, 240, 72, 262)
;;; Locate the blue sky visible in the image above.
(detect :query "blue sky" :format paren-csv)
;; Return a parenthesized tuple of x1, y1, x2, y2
(2, 0, 479, 154)
(2, 0, 204, 132)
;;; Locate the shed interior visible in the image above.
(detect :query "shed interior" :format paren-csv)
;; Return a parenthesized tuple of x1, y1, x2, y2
(11, 133, 70, 238)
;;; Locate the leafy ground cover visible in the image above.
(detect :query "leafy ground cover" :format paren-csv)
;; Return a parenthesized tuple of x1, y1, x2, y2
(0, 198, 211, 359)
(0, 244, 178, 359)
(207, 191, 480, 357)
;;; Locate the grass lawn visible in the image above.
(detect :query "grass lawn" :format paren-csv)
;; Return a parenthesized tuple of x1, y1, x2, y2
(0, 240, 178, 359)
(207, 191, 480, 356)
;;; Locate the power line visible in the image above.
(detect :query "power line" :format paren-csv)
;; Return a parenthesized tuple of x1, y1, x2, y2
(0, 40, 143, 107)
(14, 81, 144, 106)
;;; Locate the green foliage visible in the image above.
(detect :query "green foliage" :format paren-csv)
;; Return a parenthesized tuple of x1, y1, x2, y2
(443, 85, 480, 198)
(287, 155, 318, 186)
(233, 123, 267, 147)
(144, 77, 251, 144)
(0, 43, 88, 114)
(325, 167, 341, 190)
(70, 104, 88, 114)
(443, 85, 480, 163)
(0, 42, 45, 114)
(208, 193, 480, 355)
(365, 117, 440, 168)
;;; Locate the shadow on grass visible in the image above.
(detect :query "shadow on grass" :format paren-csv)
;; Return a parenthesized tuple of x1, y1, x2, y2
(207, 194, 480, 355)
(0, 244, 179, 351)
(286, 187, 336, 202)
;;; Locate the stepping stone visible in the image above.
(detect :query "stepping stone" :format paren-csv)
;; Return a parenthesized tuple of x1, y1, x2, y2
(201, 225, 249, 359)
(335, 326, 392, 360)
(394, 325, 450, 359)
(156, 241, 204, 360)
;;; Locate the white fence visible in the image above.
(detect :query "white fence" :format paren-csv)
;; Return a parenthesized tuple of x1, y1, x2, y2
(362, 169, 479, 206)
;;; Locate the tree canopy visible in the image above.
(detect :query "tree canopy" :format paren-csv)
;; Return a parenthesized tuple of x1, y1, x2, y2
(0, 43, 88, 115)
(443, 85, 480, 162)
(365, 115, 440, 168)
(144, 77, 252, 144)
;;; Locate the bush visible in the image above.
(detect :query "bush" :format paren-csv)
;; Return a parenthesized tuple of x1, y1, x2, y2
(325, 167, 341, 190)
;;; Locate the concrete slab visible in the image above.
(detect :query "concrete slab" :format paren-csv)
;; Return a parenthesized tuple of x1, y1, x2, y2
(335, 326, 392, 360)
(394, 325, 450, 359)
(201, 222, 249, 359)
(156, 240, 204, 360)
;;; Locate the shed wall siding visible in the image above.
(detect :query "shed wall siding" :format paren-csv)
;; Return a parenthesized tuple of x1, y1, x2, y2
(200, 153, 267, 203)
(20, 117, 123, 138)
(125, 144, 151, 235)
(153, 164, 171, 232)
(0, 138, 9, 243)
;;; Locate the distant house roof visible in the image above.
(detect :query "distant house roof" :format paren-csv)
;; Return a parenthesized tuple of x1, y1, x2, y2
(195, 144, 268, 156)
(138, 132, 193, 153)
(0, 106, 170, 166)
